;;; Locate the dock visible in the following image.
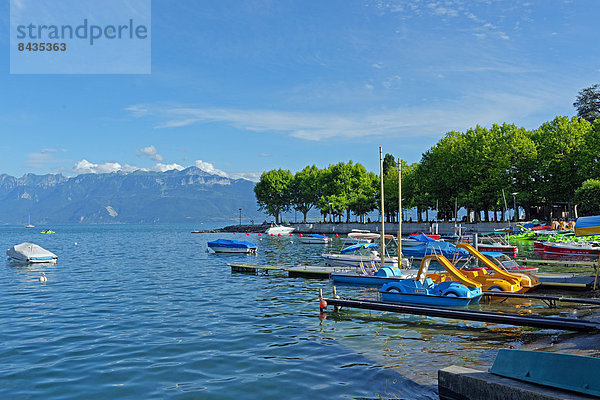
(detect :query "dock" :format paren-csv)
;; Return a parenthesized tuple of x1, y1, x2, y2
(228, 263, 351, 279)
(319, 296, 600, 332)
(439, 365, 597, 400)
(483, 291, 600, 307)
(517, 257, 597, 268)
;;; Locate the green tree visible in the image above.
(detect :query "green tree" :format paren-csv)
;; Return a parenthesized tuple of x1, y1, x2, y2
(290, 165, 322, 223)
(254, 169, 293, 224)
(574, 84, 600, 123)
(348, 170, 378, 223)
(383, 153, 397, 176)
(532, 116, 592, 212)
(574, 179, 600, 216)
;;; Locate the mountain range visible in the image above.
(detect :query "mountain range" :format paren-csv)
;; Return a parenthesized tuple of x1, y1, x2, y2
(0, 167, 266, 225)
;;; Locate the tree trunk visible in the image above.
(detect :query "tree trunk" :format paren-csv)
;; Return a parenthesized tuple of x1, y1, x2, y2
(303, 212, 308, 224)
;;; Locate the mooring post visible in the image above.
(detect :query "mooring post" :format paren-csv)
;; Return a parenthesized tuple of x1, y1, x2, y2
(594, 256, 599, 291)
(332, 286, 341, 311)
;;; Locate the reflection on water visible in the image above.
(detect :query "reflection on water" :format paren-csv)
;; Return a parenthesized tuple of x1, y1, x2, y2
(0, 225, 597, 399)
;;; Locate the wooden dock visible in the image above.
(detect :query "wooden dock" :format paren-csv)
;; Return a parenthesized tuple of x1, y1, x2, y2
(228, 263, 353, 279)
(517, 258, 597, 268)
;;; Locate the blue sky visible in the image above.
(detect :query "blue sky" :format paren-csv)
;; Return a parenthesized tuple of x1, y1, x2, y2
(1, 0, 599, 181)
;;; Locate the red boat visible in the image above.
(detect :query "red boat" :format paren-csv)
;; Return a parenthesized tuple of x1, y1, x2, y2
(477, 243, 518, 258)
(534, 241, 599, 256)
(409, 233, 441, 240)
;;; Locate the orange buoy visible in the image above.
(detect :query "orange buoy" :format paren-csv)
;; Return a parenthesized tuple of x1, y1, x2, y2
(278, 233, 281, 237)
(319, 299, 327, 309)
(233, 232, 236, 235)
(270, 233, 274, 236)
(299, 234, 303, 237)
(258, 233, 261, 236)
(289, 233, 293, 237)
(335, 234, 339, 238)
(246, 232, 250, 236)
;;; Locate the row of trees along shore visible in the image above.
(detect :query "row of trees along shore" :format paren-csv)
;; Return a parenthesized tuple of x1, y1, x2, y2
(254, 85, 600, 224)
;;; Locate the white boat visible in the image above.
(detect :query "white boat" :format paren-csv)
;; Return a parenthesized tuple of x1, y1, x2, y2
(25, 215, 35, 228)
(265, 224, 295, 236)
(346, 231, 378, 243)
(322, 242, 398, 268)
(299, 234, 331, 244)
(207, 239, 257, 254)
(401, 238, 423, 247)
(7, 242, 57, 264)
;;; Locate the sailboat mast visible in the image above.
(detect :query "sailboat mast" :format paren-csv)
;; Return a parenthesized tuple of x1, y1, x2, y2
(397, 157, 402, 260)
(379, 147, 385, 268)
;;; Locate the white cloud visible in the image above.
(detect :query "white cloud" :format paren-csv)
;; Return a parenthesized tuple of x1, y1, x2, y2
(126, 86, 562, 143)
(229, 171, 261, 182)
(73, 159, 143, 174)
(26, 149, 68, 168)
(152, 163, 184, 172)
(71, 159, 257, 181)
(194, 160, 228, 177)
(137, 145, 163, 161)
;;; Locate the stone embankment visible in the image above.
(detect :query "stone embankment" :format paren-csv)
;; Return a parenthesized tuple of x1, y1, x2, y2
(196, 221, 517, 235)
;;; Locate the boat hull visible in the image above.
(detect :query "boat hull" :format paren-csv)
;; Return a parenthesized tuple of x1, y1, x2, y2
(265, 226, 295, 235)
(322, 254, 398, 268)
(534, 241, 599, 255)
(380, 291, 476, 307)
(208, 246, 256, 254)
(299, 235, 330, 244)
(477, 244, 518, 257)
(6, 242, 58, 264)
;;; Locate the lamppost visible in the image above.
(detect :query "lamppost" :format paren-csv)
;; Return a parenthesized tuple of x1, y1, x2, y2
(239, 208, 242, 226)
(511, 193, 518, 222)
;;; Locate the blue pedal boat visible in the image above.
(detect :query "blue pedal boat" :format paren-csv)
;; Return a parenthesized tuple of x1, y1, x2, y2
(380, 254, 483, 307)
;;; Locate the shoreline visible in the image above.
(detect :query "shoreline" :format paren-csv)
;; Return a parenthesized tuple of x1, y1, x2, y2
(198, 221, 522, 235)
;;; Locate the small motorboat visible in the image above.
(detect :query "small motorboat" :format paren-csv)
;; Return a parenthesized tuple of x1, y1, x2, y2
(6, 242, 58, 264)
(265, 224, 295, 236)
(298, 234, 331, 244)
(207, 239, 257, 254)
(40, 230, 56, 234)
(534, 241, 600, 256)
(322, 242, 398, 268)
(476, 243, 518, 257)
(344, 231, 378, 244)
(380, 254, 482, 307)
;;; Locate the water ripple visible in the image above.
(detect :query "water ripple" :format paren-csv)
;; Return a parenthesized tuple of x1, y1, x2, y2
(2, 225, 575, 399)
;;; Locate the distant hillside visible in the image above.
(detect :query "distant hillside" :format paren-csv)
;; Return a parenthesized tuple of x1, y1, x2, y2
(0, 167, 267, 225)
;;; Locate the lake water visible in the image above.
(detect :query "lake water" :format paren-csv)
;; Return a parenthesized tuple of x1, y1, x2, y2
(0, 225, 595, 399)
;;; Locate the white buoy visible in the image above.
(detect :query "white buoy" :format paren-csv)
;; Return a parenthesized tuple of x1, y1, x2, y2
(39, 272, 47, 283)
(74, 242, 78, 246)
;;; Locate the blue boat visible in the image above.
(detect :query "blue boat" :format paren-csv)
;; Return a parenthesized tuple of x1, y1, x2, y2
(400, 240, 467, 259)
(332, 265, 405, 286)
(298, 234, 331, 244)
(380, 254, 483, 307)
(207, 239, 257, 254)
